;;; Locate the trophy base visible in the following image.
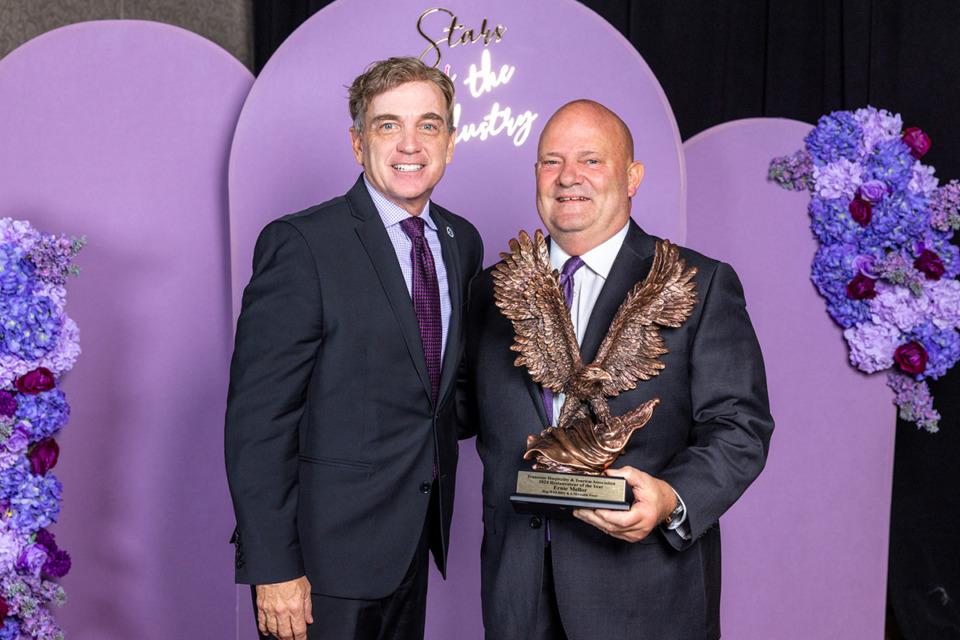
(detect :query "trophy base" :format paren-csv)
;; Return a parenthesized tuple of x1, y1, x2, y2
(509, 470, 631, 519)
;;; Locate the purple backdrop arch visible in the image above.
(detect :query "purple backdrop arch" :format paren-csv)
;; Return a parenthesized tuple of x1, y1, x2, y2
(0, 21, 253, 639)
(683, 118, 896, 639)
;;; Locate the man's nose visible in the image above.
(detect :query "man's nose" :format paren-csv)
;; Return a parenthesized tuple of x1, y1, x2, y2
(397, 128, 422, 153)
(558, 162, 582, 186)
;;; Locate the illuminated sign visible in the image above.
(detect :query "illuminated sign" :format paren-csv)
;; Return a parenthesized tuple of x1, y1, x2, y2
(418, 8, 538, 147)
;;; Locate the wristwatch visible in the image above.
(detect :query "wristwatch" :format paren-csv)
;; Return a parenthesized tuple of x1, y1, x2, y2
(664, 497, 685, 529)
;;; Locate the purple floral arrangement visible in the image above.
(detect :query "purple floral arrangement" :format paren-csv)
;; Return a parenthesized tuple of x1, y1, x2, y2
(0, 219, 83, 640)
(770, 107, 960, 433)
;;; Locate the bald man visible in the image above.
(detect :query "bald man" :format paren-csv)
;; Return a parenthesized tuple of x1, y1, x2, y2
(462, 100, 774, 639)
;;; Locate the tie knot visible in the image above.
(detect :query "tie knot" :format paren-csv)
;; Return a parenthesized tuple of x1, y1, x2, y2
(400, 215, 426, 240)
(560, 256, 584, 282)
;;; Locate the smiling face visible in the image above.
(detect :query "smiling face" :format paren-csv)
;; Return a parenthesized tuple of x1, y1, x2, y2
(535, 101, 644, 256)
(350, 80, 455, 216)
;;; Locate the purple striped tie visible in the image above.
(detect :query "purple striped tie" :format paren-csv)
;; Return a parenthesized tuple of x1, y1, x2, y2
(401, 216, 442, 405)
(541, 255, 584, 425)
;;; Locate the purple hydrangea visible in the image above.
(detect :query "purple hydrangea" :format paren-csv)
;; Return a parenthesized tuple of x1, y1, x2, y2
(809, 197, 862, 245)
(805, 111, 862, 166)
(14, 389, 69, 441)
(854, 107, 903, 155)
(0, 244, 34, 298)
(811, 244, 873, 327)
(0, 296, 63, 361)
(862, 138, 915, 189)
(906, 321, 960, 380)
(844, 322, 900, 373)
(813, 160, 862, 200)
(8, 472, 63, 532)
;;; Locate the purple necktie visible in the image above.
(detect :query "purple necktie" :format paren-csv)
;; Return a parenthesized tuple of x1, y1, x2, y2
(401, 216, 442, 405)
(541, 255, 584, 425)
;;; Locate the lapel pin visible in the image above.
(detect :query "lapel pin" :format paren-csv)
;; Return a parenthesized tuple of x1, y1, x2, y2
(446, 226, 455, 238)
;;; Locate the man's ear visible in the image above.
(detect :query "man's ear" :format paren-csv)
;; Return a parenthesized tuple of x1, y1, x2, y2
(627, 161, 644, 197)
(350, 127, 363, 166)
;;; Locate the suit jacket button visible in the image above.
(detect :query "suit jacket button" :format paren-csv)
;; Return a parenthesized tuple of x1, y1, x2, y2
(530, 516, 542, 529)
(420, 482, 432, 494)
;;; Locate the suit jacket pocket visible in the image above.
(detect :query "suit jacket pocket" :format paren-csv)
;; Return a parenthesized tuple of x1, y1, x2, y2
(299, 454, 372, 471)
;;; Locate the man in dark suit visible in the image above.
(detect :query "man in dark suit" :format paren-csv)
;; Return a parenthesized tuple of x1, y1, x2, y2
(225, 57, 483, 640)
(463, 99, 774, 639)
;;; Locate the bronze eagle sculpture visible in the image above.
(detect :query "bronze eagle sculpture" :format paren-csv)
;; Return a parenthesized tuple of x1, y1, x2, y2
(492, 230, 699, 474)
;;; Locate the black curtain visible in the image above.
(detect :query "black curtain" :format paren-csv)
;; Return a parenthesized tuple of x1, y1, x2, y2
(252, 2, 960, 637)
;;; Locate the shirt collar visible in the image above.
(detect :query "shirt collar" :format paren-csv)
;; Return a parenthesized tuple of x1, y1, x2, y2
(363, 174, 437, 231)
(550, 221, 630, 278)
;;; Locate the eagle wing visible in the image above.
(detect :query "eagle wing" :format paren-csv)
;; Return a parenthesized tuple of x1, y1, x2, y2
(492, 230, 582, 394)
(593, 239, 699, 396)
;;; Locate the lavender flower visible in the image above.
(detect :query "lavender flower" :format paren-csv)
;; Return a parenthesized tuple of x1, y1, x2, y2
(844, 322, 900, 373)
(854, 107, 903, 155)
(908, 161, 939, 196)
(813, 160, 862, 200)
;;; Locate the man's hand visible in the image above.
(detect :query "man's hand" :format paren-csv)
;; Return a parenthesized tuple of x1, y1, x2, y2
(573, 466, 677, 543)
(255, 576, 313, 640)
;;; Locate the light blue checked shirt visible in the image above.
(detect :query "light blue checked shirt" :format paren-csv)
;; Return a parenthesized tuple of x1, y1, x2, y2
(363, 175, 452, 361)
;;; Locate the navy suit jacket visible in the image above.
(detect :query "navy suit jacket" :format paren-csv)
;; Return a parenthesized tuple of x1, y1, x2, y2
(225, 175, 483, 599)
(464, 220, 774, 639)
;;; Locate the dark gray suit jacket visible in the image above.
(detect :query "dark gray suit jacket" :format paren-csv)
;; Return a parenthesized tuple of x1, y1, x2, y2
(464, 220, 773, 639)
(225, 175, 483, 599)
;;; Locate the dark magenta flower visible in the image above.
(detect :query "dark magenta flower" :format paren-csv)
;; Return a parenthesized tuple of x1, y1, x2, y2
(846, 274, 878, 300)
(902, 127, 931, 159)
(28, 438, 60, 476)
(44, 549, 72, 578)
(0, 391, 14, 417)
(895, 341, 928, 375)
(914, 249, 946, 280)
(848, 195, 873, 227)
(15, 367, 56, 394)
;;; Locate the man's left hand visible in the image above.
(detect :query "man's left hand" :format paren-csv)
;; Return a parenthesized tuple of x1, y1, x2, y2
(573, 466, 677, 543)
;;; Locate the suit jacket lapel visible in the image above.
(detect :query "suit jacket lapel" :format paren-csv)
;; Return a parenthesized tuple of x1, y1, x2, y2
(580, 220, 657, 364)
(432, 206, 462, 404)
(347, 177, 433, 400)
